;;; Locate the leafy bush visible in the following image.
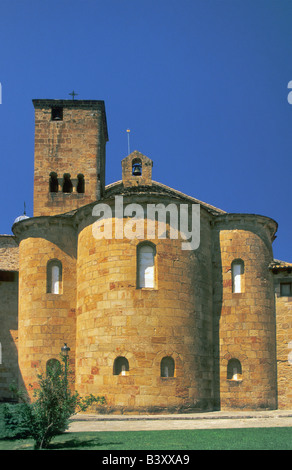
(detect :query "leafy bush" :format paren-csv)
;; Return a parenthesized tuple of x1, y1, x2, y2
(3, 403, 32, 438)
(4, 356, 105, 449)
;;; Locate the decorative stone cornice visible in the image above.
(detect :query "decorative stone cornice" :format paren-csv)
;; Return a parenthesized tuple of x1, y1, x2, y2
(212, 213, 278, 241)
(12, 212, 76, 242)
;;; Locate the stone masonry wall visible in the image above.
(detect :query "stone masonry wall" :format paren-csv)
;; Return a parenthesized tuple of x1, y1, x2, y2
(0, 235, 19, 400)
(274, 270, 292, 409)
(75, 200, 214, 412)
(17, 221, 77, 399)
(0, 276, 18, 401)
(33, 100, 107, 217)
(0, 235, 19, 271)
(212, 215, 277, 410)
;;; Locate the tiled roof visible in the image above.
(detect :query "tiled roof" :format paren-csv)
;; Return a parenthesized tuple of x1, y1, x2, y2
(105, 180, 226, 215)
(269, 259, 292, 270)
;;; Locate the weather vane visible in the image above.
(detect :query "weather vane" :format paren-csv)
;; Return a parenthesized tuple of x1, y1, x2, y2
(69, 90, 78, 100)
(127, 129, 131, 154)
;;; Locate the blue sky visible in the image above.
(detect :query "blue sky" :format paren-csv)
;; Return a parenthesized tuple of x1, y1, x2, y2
(0, 0, 291, 262)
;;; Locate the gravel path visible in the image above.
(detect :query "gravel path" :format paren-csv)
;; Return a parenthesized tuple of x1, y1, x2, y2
(68, 410, 292, 432)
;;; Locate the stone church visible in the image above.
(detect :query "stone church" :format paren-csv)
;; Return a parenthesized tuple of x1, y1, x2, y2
(0, 98, 291, 412)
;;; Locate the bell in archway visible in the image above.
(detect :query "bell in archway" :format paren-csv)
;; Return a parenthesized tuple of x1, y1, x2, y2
(132, 163, 142, 176)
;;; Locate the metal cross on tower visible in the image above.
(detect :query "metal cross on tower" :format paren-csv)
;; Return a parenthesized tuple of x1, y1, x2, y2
(69, 90, 78, 100)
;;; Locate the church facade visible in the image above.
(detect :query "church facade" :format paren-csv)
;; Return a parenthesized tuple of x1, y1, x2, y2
(0, 98, 291, 412)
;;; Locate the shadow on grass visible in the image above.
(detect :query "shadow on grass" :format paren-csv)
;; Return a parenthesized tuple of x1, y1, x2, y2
(48, 434, 123, 450)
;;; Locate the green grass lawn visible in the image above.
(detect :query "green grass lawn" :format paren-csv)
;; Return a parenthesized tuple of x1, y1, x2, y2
(0, 427, 291, 450)
(0, 405, 291, 450)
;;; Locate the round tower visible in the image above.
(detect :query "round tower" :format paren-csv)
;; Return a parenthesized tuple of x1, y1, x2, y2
(75, 190, 215, 413)
(212, 214, 277, 410)
(13, 217, 77, 399)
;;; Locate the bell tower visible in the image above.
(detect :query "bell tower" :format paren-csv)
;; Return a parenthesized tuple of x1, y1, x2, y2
(121, 150, 153, 188)
(32, 99, 108, 217)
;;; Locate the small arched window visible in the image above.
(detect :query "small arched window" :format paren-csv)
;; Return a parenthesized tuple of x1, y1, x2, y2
(46, 358, 61, 376)
(227, 358, 242, 381)
(113, 356, 129, 376)
(63, 173, 73, 193)
(77, 174, 85, 193)
(137, 243, 156, 288)
(49, 172, 58, 193)
(132, 158, 142, 176)
(47, 259, 62, 294)
(161, 356, 175, 378)
(232, 259, 244, 293)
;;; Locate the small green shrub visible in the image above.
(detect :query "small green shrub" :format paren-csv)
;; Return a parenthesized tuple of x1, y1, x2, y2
(4, 356, 105, 449)
(3, 403, 32, 438)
